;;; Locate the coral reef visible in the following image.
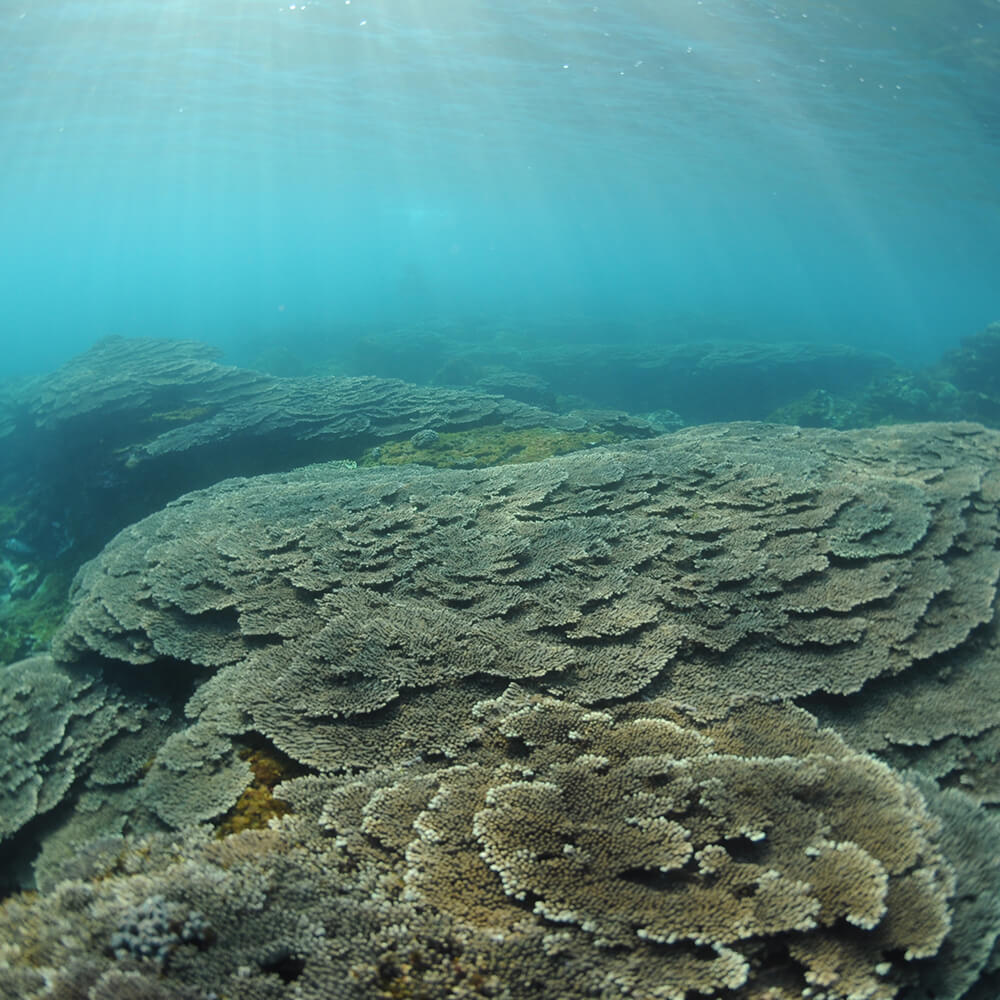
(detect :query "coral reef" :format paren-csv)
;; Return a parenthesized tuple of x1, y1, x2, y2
(0, 694, 986, 1000)
(2, 417, 1000, 997)
(0, 334, 607, 469)
(768, 373, 968, 430)
(51, 423, 1000, 772)
(137, 725, 254, 830)
(0, 336, 645, 570)
(937, 322, 1000, 399)
(470, 366, 556, 408)
(0, 656, 153, 845)
(395, 693, 955, 997)
(767, 324, 1000, 433)
(933, 322, 1000, 426)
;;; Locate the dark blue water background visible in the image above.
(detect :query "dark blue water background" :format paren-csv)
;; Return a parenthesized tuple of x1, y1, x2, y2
(1, 0, 998, 377)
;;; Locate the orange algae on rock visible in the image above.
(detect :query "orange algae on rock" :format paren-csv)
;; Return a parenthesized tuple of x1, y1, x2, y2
(215, 743, 300, 838)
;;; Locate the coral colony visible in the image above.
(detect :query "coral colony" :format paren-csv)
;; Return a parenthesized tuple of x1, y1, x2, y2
(2, 336, 1000, 998)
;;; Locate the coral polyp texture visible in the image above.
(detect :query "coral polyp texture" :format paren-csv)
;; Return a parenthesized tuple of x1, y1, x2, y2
(2, 420, 1000, 998)
(393, 694, 955, 999)
(0, 695, 968, 1000)
(53, 422, 1000, 761)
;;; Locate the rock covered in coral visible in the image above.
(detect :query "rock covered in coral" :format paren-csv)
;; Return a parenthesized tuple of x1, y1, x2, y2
(0, 656, 163, 847)
(4, 419, 1000, 998)
(931, 322, 1000, 426)
(51, 422, 1000, 774)
(9, 336, 567, 454)
(0, 335, 622, 560)
(937, 322, 1000, 398)
(0, 693, 979, 1000)
(390, 693, 955, 998)
(472, 366, 557, 408)
(765, 322, 1000, 433)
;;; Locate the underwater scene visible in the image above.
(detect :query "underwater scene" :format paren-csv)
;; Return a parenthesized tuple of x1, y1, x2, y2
(2, 2, 1000, 999)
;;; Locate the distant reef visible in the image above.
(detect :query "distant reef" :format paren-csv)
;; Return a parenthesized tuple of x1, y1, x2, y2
(343, 325, 900, 420)
(337, 319, 1000, 432)
(0, 335, 655, 560)
(2, 414, 1000, 999)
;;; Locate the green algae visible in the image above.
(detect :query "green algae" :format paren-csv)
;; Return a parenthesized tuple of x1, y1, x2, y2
(362, 425, 623, 470)
(0, 569, 72, 665)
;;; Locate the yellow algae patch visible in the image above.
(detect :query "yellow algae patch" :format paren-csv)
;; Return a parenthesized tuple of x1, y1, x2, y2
(215, 743, 301, 838)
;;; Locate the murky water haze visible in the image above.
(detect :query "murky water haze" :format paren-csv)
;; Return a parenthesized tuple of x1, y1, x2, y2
(1, 0, 997, 375)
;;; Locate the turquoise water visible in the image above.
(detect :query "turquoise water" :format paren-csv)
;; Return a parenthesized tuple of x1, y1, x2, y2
(1, 0, 998, 376)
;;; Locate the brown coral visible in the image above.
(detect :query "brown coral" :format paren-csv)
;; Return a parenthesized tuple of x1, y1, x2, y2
(0, 690, 989, 1000)
(340, 693, 956, 1000)
(51, 423, 1000, 776)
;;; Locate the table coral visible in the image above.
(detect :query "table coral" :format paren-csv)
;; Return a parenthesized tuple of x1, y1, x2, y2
(3, 420, 1000, 998)
(0, 693, 968, 1000)
(52, 423, 1000, 771)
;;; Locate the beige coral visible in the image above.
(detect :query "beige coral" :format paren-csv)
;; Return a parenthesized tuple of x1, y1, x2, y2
(355, 692, 954, 1000)
(52, 424, 1000, 779)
